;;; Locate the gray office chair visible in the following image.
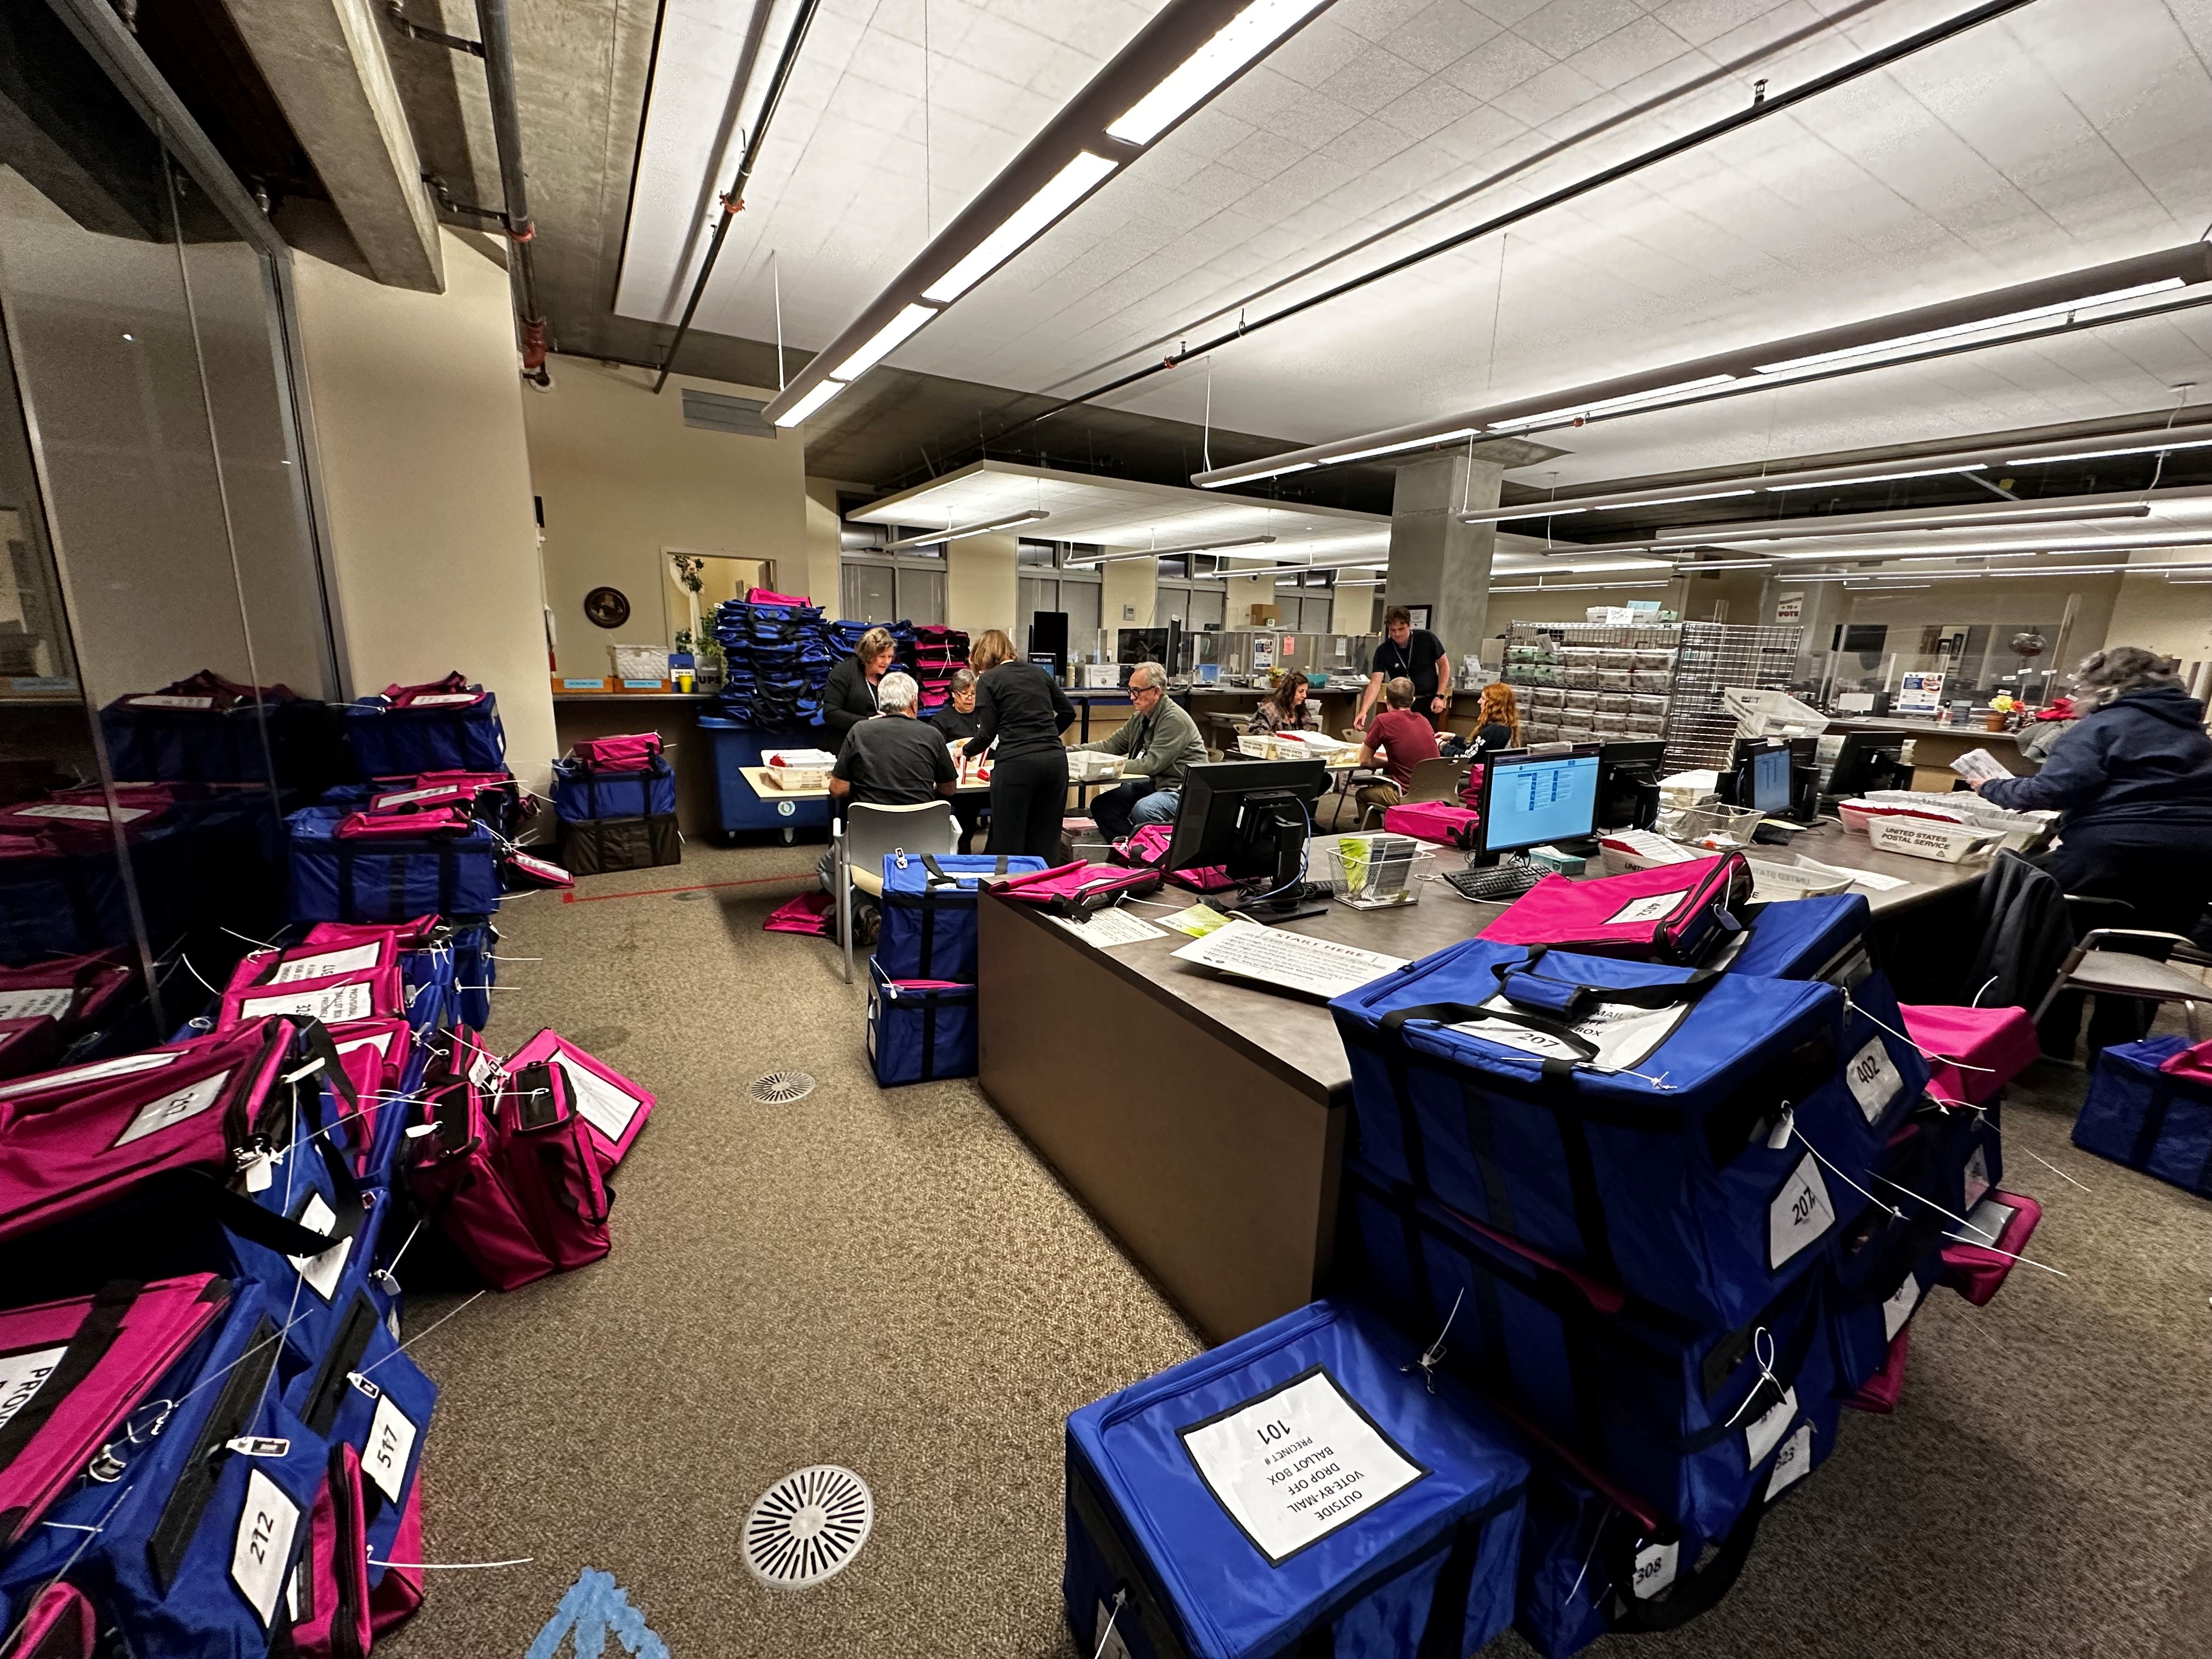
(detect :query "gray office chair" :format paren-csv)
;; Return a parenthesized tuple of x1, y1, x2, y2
(2031, 927, 2212, 1042)
(835, 800, 958, 985)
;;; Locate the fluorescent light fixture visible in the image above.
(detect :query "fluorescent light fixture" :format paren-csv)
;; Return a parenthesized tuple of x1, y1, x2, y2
(1107, 0, 1329, 144)
(1500, 506, 1592, 519)
(1848, 582, 1932, 590)
(2006, 436, 2212, 466)
(1592, 490, 1757, 511)
(922, 153, 1118, 303)
(1654, 503, 2151, 544)
(1489, 579, 1673, 592)
(1674, 558, 1776, 570)
(1066, 534, 1279, 566)
(1769, 533, 2212, 562)
(1328, 428, 1483, 465)
(1752, 279, 2186, 375)
(830, 303, 939, 381)
(883, 509, 1050, 551)
(1487, 375, 1737, 433)
(1541, 560, 1678, 574)
(771, 377, 848, 428)
(1764, 465, 1986, 491)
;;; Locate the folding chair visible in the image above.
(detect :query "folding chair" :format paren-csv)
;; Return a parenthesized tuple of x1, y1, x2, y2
(2031, 928, 2212, 1042)
(1358, 757, 1467, 831)
(835, 800, 958, 985)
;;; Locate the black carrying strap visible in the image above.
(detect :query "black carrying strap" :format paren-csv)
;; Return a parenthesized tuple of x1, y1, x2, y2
(149, 1313, 280, 1589)
(1605, 1492, 1765, 1633)
(0, 1280, 140, 1477)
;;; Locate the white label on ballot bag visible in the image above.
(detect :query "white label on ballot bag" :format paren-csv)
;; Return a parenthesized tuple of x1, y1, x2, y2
(1962, 1195, 2016, 1249)
(1180, 1368, 1425, 1564)
(372, 785, 453, 807)
(1455, 997, 1689, 1074)
(406, 692, 479, 706)
(0, 1345, 67, 1432)
(239, 980, 373, 1024)
(1765, 1424, 1815, 1499)
(1630, 1539, 1680, 1600)
(1842, 1036, 1903, 1124)
(269, 942, 381, 984)
(287, 1192, 352, 1301)
(1768, 1153, 1836, 1268)
(551, 1053, 640, 1143)
(6, 1048, 181, 1097)
(1882, 1274, 1923, 1341)
(231, 1468, 301, 1627)
(362, 1393, 417, 1503)
(1604, 890, 1688, 928)
(1743, 1385, 1798, 1470)
(0, 986, 74, 1022)
(112, 1070, 232, 1147)
(14, 803, 149, 823)
(127, 695, 216, 709)
(1962, 1146, 1991, 1210)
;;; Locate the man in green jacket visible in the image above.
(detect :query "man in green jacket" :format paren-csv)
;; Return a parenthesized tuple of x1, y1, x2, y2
(1077, 661, 1209, 841)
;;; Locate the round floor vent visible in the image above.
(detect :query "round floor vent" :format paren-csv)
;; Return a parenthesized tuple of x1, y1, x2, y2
(742, 1464, 872, 1589)
(748, 1070, 815, 1104)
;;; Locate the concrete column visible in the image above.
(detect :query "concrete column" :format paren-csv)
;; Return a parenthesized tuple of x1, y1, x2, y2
(1223, 572, 1277, 627)
(947, 531, 1018, 638)
(291, 228, 555, 791)
(801, 479, 844, 612)
(1103, 558, 1156, 636)
(1386, 453, 1500, 666)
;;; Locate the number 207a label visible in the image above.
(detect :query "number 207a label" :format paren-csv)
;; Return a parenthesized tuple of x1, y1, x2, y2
(1768, 1153, 1836, 1269)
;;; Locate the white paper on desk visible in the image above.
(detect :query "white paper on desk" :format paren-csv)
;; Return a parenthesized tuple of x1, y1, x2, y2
(1950, 747, 2012, 785)
(1794, 855, 1910, 894)
(1171, 922, 1406, 1000)
(1051, 909, 1166, 949)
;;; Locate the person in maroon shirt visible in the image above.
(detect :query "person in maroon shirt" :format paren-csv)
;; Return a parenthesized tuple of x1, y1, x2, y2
(1354, 678, 1441, 820)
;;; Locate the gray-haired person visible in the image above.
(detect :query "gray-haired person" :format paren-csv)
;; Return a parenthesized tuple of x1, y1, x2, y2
(819, 670, 958, 900)
(1979, 645, 2212, 1052)
(932, 667, 986, 851)
(1073, 661, 1207, 842)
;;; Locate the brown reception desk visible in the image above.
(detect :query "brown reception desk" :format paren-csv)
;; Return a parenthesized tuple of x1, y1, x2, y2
(976, 822, 1991, 1346)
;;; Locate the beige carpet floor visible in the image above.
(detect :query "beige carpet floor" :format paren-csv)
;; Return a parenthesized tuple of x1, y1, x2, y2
(381, 840, 2212, 1658)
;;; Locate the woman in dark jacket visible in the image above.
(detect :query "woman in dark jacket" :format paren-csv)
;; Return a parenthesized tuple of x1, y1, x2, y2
(822, 626, 897, 749)
(1979, 646, 2212, 1049)
(967, 628, 1074, 859)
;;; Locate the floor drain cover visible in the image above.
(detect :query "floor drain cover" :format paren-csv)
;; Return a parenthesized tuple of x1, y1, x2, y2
(748, 1070, 815, 1104)
(743, 1465, 872, 1589)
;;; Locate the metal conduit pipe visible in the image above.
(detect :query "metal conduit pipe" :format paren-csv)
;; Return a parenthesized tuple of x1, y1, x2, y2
(983, 0, 2042, 454)
(652, 0, 824, 394)
(475, 0, 549, 382)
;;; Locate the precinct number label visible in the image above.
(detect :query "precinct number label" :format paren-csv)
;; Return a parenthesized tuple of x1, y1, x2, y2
(1605, 890, 1688, 928)
(1842, 1036, 1903, 1123)
(1768, 1153, 1836, 1268)
(1180, 1367, 1426, 1564)
(230, 1468, 302, 1627)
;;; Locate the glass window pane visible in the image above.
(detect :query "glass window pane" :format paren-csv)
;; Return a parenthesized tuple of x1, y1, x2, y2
(1188, 587, 1226, 631)
(842, 562, 895, 621)
(897, 568, 944, 625)
(1063, 579, 1101, 650)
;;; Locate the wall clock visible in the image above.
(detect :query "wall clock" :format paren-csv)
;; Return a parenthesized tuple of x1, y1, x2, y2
(584, 586, 630, 629)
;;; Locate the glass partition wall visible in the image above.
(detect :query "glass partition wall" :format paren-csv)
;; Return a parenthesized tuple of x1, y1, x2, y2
(0, 0, 339, 1031)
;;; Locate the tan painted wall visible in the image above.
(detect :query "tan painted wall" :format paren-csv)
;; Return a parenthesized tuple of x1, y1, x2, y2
(802, 479, 843, 611)
(523, 354, 812, 659)
(291, 228, 557, 789)
(1103, 557, 1155, 632)
(2103, 568, 2212, 667)
(1223, 572, 1276, 626)
(947, 531, 1017, 637)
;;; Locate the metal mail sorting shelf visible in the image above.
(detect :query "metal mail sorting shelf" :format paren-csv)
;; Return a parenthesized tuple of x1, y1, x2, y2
(976, 820, 1995, 1346)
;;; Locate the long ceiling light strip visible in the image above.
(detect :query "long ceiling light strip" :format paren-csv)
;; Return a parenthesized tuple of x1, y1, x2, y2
(1064, 533, 1279, 565)
(1441, 420, 2212, 525)
(1765, 532, 2212, 562)
(2006, 435, 2212, 466)
(1188, 242, 2212, 487)
(764, 0, 1336, 428)
(883, 510, 1050, 551)
(1649, 503, 2154, 544)
(1491, 579, 1674, 592)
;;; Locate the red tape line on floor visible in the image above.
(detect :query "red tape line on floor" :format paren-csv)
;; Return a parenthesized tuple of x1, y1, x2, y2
(560, 871, 816, 904)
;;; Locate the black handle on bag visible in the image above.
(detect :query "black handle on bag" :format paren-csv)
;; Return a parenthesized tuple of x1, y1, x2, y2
(1606, 1496, 1766, 1633)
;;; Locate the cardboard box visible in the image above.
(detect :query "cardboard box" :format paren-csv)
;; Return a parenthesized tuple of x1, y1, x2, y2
(1249, 603, 1281, 624)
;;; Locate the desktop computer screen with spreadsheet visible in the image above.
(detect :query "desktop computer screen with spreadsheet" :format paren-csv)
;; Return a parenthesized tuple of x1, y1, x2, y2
(1479, 749, 1601, 857)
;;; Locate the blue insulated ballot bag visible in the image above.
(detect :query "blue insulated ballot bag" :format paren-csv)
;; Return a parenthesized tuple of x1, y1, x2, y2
(865, 959, 978, 1086)
(876, 853, 1045, 984)
(1332, 940, 1900, 1329)
(1064, 1298, 1527, 1659)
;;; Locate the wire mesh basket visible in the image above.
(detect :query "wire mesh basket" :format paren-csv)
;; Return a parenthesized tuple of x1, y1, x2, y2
(1659, 800, 1764, 847)
(1313, 833, 1434, 909)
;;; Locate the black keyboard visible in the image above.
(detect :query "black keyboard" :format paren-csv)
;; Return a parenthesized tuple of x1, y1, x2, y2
(1443, 862, 1545, 903)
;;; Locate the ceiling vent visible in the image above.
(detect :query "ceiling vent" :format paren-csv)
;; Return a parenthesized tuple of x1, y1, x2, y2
(681, 390, 776, 439)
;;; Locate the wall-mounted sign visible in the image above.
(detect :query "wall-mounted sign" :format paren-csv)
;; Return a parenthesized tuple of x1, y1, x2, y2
(1774, 592, 1804, 624)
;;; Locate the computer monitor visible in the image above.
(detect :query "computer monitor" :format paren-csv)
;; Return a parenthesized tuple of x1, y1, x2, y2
(1826, 732, 1910, 798)
(1477, 748, 1601, 862)
(1750, 744, 1793, 814)
(1164, 759, 1332, 921)
(1596, 741, 1667, 831)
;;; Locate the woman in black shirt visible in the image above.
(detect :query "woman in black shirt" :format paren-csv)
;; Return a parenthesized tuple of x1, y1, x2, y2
(968, 629, 1075, 859)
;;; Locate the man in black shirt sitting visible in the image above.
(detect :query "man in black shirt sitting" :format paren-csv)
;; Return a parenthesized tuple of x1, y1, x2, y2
(1355, 606, 1452, 729)
(819, 673, 957, 917)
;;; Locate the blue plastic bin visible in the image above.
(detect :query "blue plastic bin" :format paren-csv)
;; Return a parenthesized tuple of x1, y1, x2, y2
(698, 717, 832, 842)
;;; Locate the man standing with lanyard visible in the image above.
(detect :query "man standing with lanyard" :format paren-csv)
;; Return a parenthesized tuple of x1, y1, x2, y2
(1355, 607, 1452, 729)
